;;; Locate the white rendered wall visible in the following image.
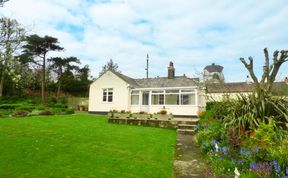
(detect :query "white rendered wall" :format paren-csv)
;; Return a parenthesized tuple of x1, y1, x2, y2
(89, 71, 130, 112)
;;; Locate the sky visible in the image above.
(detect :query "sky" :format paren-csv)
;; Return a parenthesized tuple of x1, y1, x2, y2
(1, 0, 288, 81)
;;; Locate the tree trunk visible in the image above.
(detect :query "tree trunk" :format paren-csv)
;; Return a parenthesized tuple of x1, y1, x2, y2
(57, 78, 61, 101)
(41, 54, 46, 104)
(0, 70, 4, 97)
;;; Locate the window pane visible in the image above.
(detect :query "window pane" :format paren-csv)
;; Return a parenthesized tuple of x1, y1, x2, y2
(103, 88, 113, 102)
(152, 94, 164, 105)
(181, 94, 196, 105)
(103, 89, 107, 102)
(159, 95, 164, 105)
(131, 95, 139, 105)
(108, 95, 113, 102)
(165, 94, 179, 105)
(152, 95, 159, 105)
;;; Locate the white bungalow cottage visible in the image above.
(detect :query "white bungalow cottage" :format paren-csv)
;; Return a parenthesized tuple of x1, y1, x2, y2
(89, 62, 205, 117)
(88, 61, 287, 116)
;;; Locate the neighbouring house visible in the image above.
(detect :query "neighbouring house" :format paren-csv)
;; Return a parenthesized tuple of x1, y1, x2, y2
(89, 62, 206, 117)
(89, 62, 287, 117)
(206, 81, 288, 101)
(204, 63, 225, 83)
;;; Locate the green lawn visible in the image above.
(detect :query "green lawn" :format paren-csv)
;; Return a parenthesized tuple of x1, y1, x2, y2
(0, 114, 176, 178)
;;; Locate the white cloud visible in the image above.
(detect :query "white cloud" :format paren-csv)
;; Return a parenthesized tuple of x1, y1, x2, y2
(1, 0, 287, 82)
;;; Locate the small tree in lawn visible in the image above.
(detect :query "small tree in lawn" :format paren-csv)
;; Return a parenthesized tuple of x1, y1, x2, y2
(21, 34, 64, 104)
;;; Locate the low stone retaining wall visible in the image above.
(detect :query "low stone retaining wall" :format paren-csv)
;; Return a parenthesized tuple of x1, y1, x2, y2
(108, 117, 178, 128)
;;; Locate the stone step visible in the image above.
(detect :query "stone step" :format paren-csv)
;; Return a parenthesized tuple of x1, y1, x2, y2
(177, 129, 195, 135)
(177, 124, 196, 130)
(174, 120, 198, 126)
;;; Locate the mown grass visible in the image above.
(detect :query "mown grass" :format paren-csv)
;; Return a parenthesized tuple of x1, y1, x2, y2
(0, 114, 176, 178)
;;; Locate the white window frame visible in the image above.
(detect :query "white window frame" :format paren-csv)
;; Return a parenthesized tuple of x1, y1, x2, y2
(102, 88, 113, 103)
(131, 91, 140, 105)
(151, 90, 165, 105)
(180, 89, 197, 106)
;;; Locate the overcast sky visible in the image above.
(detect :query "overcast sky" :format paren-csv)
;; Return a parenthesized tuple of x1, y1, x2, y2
(1, 0, 288, 81)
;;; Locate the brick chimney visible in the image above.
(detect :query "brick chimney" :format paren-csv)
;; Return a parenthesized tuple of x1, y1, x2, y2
(168, 61, 175, 79)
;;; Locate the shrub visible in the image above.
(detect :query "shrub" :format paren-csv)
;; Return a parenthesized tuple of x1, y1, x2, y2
(224, 95, 288, 130)
(0, 104, 22, 110)
(36, 105, 46, 111)
(65, 108, 75, 115)
(58, 97, 68, 104)
(52, 108, 63, 115)
(205, 100, 232, 120)
(13, 110, 29, 117)
(158, 109, 167, 115)
(39, 109, 54, 115)
(54, 103, 67, 108)
(0, 109, 14, 117)
(139, 111, 146, 114)
(16, 105, 34, 112)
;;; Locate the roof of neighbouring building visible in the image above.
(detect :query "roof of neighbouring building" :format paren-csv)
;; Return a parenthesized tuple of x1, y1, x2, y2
(206, 82, 254, 93)
(206, 82, 288, 94)
(110, 70, 199, 88)
(204, 63, 224, 73)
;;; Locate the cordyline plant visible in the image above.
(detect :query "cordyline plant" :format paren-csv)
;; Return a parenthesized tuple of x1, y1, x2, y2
(225, 48, 288, 129)
(240, 48, 288, 99)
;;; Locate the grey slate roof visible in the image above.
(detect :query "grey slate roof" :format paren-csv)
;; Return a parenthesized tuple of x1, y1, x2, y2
(206, 82, 254, 93)
(204, 63, 223, 73)
(206, 82, 288, 94)
(135, 76, 199, 88)
(111, 70, 198, 88)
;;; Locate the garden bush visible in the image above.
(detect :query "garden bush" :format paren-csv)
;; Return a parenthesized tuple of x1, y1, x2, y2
(205, 100, 233, 120)
(0, 104, 22, 110)
(0, 109, 14, 117)
(54, 103, 67, 108)
(158, 109, 167, 115)
(52, 108, 63, 115)
(13, 110, 29, 117)
(36, 105, 46, 111)
(16, 105, 34, 112)
(65, 108, 75, 115)
(39, 109, 54, 115)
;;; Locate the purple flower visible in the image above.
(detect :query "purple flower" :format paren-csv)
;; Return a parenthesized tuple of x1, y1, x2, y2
(272, 160, 281, 173)
(250, 162, 259, 171)
(222, 146, 228, 154)
(238, 159, 244, 165)
(240, 148, 251, 157)
(286, 167, 288, 175)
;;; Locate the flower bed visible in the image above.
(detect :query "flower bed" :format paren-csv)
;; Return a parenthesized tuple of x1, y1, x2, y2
(195, 99, 288, 177)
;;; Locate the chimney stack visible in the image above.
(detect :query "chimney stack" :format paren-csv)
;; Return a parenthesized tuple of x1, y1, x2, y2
(168, 61, 175, 79)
